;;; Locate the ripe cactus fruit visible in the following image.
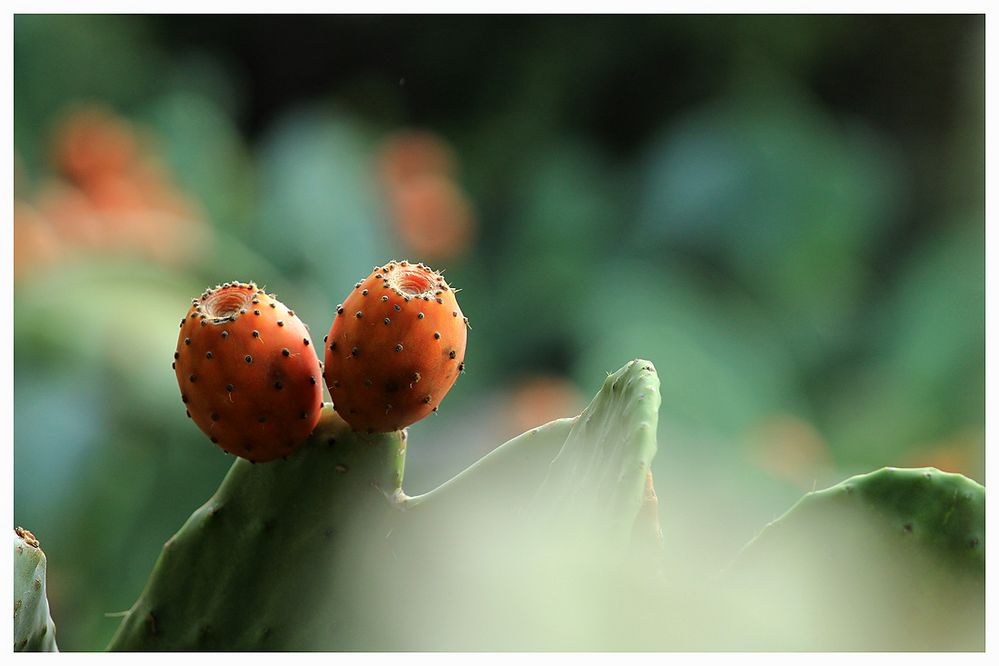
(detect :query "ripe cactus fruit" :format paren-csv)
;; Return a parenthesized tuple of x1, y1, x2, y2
(324, 260, 468, 433)
(174, 281, 323, 462)
(14, 527, 58, 652)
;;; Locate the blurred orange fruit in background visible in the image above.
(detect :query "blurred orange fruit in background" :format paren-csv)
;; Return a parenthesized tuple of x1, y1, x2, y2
(903, 428, 984, 482)
(377, 130, 456, 188)
(376, 130, 475, 261)
(504, 375, 586, 439)
(389, 174, 474, 261)
(748, 415, 833, 491)
(14, 105, 210, 279)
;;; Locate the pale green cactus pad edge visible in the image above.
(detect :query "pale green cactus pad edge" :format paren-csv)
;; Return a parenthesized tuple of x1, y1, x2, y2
(14, 528, 58, 652)
(724, 466, 985, 650)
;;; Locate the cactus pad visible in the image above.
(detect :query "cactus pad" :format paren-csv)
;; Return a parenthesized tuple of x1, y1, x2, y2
(107, 407, 407, 650)
(13, 527, 58, 652)
(725, 467, 985, 650)
(109, 359, 664, 650)
(532, 359, 661, 545)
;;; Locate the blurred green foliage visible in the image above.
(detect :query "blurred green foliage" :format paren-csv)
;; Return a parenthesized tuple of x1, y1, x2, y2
(13, 15, 983, 650)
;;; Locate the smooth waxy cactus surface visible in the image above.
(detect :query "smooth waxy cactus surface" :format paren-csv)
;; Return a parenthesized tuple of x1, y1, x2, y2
(13, 527, 58, 652)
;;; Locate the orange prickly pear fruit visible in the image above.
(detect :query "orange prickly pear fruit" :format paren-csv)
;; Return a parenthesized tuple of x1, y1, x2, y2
(323, 260, 469, 433)
(174, 282, 323, 462)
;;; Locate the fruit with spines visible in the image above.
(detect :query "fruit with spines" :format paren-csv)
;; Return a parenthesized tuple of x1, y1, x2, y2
(174, 281, 323, 462)
(324, 260, 468, 433)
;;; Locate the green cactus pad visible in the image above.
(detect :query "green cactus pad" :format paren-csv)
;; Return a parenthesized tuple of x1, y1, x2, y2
(835, 466, 983, 572)
(400, 358, 661, 546)
(532, 359, 661, 545)
(107, 407, 407, 651)
(109, 359, 664, 651)
(13, 527, 58, 652)
(724, 467, 985, 650)
(737, 467, 984, 578)
(349, 358, 665, 650)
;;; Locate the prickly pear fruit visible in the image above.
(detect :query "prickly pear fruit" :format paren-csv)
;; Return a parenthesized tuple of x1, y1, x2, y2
(14, 527, 58, 652)
(324, 260, 468, 433)
(174, 281, 323, 462)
